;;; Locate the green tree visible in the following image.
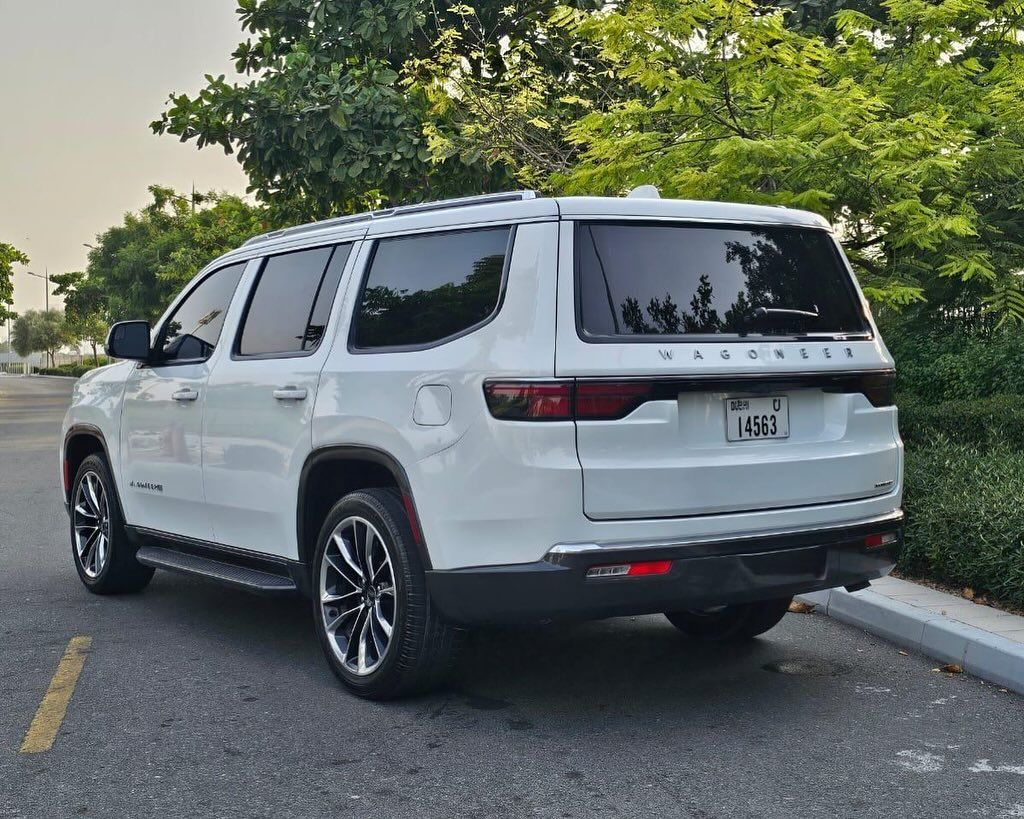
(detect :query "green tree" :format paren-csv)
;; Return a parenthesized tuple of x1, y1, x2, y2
(0, 242, 29, 325)
(55, 186, 265, 325)
(151, 0, 603, 221)
(12, 309, 67, 367)
(426, 0, 1024, 321)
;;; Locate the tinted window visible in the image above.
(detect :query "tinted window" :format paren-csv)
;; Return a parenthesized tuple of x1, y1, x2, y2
(352, 227, 511, 349)
(576, 223, 868, 339)
(238, 244, 351, 356)
(160, 262, 246, 362)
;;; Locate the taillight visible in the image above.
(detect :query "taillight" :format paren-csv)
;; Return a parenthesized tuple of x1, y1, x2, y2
(575, 381, 654, 420)
(861, 371, 895, 407)
(483, 381, 573, 421)
(484, 380, 656, 421)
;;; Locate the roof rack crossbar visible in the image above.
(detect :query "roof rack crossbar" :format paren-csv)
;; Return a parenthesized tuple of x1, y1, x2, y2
(243, 190, 538, 248)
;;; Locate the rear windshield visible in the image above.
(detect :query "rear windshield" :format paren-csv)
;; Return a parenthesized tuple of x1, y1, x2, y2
(575, 222, 869, 339)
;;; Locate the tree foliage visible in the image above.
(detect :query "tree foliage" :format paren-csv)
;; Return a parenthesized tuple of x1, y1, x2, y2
(12, 309, 68, 366)
(422, 0, 1024, 320)
(0, 242, 29, 325)
(53, 186, 265, 325)
(151, 0, 604, 221)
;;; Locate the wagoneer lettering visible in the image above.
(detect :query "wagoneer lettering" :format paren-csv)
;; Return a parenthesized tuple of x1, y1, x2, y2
(61, 190, 903, 700)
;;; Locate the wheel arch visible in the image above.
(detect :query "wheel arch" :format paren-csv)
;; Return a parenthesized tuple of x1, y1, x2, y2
(63, 424, 113, 506)
(297, 445, 431, 572)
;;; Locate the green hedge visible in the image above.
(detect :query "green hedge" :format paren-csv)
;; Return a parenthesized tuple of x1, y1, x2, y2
(882, 323, 1024, 402)
(900, 442, 1024, 610)
(898, 394, 1024, 449)
(37, 360, 107, 378)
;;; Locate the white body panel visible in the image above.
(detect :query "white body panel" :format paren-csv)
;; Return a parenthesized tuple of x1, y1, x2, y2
(61, 193, 903, 579)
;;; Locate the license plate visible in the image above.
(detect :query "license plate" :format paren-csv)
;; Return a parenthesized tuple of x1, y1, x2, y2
(725, 396, 789, 441)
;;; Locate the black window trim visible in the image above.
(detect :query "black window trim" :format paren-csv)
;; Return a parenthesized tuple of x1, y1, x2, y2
(149, 260, 249, 369)
(231, 241, 353, 362)
(572, 219, 874, 345)
(347, 224, 517, 355)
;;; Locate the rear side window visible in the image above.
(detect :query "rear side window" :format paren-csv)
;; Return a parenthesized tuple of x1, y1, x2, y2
(351, 226, 512, 350)
(576, 222, 869, 340)
(237, 244, 352, 356)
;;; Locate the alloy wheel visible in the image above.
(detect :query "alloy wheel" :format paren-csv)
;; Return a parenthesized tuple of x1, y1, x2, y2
(73, 471, 110, 578)
(319, 516, 397, 676)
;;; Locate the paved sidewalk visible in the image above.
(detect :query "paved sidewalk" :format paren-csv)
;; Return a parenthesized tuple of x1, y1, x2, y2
(800, 575, 1024, 695)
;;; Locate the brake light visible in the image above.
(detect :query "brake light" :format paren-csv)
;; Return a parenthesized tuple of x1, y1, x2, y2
(575, 381, 654, 420)
(483, 381, 573, 421)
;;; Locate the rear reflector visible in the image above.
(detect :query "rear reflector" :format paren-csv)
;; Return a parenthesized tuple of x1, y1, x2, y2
(586, 560, 673, 578)
(864, 531, 899, 549)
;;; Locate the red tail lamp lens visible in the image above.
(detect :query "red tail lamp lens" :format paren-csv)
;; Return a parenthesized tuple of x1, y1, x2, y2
(575, 381, 654, 420)
(484, 381, 573, 421)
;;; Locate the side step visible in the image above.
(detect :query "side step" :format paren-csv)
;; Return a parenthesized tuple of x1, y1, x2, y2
(136, 545, 298, 595)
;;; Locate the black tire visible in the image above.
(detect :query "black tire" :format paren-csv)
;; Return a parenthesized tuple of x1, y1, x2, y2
(665, 597, 792, 642)
(311, 488, 462, 700)
(70, 454, 154, 594)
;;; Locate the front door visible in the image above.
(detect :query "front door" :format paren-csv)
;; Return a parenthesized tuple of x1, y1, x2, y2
(118, 262, 247, 541)
(202, 242, 356, 559)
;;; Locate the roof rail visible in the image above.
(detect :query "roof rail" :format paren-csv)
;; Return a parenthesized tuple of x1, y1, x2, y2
(243, 190, 539, 247)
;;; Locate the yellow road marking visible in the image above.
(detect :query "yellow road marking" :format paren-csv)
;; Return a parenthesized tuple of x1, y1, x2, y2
(20, 636, 92, 754)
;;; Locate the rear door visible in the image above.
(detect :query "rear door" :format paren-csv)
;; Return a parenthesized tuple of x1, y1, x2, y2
(201, 240, 357, 559)
(555, 218, 901, 521)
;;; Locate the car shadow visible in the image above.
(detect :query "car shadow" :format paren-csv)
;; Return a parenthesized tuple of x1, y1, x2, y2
(110, 572, 849, 726)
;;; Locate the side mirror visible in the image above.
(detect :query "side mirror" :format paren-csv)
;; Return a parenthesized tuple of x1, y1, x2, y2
(105, 320, 152, 362)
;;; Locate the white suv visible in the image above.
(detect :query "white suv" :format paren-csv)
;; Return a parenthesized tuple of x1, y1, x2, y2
(61, 191, 903, 699)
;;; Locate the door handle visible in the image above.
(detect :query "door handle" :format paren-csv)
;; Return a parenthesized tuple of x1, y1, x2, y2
(273, 386, 308, 401)
(172, 388, 199, 402)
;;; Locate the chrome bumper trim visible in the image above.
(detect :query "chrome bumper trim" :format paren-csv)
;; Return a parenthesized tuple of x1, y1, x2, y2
(547, 509, 905, 556)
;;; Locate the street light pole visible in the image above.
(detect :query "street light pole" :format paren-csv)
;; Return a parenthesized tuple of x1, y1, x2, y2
(24, 269, 52, 366)
(25, 269, 49, 311)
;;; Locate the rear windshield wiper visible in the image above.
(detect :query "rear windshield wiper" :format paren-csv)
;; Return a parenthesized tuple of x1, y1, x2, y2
(750, 306, 820, 321)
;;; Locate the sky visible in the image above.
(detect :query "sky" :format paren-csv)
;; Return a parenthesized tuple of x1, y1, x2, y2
(0, 0, 250, 315)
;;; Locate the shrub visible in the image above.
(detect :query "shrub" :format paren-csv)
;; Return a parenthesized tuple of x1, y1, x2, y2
(899, 442, 1024, 610)
(36, 361, 105, 378)
(881, 320, 1024, 402)
(898, 395, 1024, 450)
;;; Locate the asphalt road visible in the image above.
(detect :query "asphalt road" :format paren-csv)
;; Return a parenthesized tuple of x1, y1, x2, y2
(1, 374, 1022, 819)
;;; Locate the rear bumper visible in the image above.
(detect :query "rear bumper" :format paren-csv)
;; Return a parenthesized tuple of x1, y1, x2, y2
(426, 511, 903, 624)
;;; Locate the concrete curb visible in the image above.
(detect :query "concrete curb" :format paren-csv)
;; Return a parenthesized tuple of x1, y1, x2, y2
(797, 587, 1024, 695)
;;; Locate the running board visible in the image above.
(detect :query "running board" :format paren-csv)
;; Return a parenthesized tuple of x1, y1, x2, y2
(135, 545, 298, 595)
